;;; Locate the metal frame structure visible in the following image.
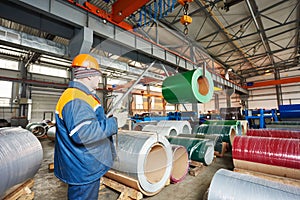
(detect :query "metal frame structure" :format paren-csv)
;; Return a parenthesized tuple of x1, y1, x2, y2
(0, 0, 248, 94)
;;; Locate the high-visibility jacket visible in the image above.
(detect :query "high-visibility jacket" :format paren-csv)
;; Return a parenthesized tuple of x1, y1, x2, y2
(54, 81, 117, 185)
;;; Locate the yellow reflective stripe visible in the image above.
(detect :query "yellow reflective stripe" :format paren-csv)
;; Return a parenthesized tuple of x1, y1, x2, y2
(55, 88, 100, 119)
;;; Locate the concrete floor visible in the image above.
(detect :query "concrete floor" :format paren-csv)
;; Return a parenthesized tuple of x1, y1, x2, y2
(32, 138, 234, 200)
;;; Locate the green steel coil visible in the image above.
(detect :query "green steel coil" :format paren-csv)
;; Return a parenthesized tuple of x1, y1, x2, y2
(166, 136, 214, 165)
(203, 120, 242, 135)
(162, 69, 214, 104)
(178, 133, 223, 154)
(196, 125, 236, 144)
(204, 120, 241, 126)
(177, 133, 222, 145)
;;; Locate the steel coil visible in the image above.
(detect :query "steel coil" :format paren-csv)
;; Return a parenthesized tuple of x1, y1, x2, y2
(247, 129, 300, 139)
(0, 127, 43, 196)
(170, 145, 189, 183)
(232, 136, 300, 179)
(167, 136, 214, 165)
(157, 120, 192, 135)
(142, 124, 179, 136)
(106, 130, 173, 196)
(208, 169, 300, 200)
(196, 124, 236, 144)
(162, 68, 214, 104)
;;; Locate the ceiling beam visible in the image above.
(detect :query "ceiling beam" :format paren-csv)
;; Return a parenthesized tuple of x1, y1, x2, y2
(246, 0, 275, 68)
(196, 0, 256, 74)
(244, 76, 300, 88)
(207, 20, 297, 50)
(2, 0, 248, 94)
(111, 0, 150, 23)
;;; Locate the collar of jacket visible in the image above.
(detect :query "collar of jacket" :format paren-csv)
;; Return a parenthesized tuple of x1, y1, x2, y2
(69, 81, 93, 95)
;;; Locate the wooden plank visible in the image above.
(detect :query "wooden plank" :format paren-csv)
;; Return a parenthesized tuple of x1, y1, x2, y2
(102, 177, 143, 200)
(234, 168, 300, 188)
(3, 179, 34, 200)
(48, 163, 54, 173)
(190, 160, 203, 167)
(189, 161, 205, 176)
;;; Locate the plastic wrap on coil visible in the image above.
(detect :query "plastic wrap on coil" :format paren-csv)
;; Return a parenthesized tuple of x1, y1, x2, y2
(0, 127, 43, 196)
(167, 136, 214, 165)
(247, 129, 300, 139)
(208, 169, 300, 200)
(233, 136, 300, 170)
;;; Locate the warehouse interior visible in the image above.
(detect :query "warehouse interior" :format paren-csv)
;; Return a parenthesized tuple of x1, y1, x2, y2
(0, 0, 300, 199)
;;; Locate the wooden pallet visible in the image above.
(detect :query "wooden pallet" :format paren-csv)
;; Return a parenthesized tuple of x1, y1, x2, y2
(48, 163, 54, 173)
(3, 179, 34, 200)
(100, 177, 143, 200)
(189, 161, 205, 176)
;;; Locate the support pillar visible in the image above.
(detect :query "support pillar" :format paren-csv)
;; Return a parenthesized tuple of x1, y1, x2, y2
(274, 69, 283, 106)
(192, 103, 199, 121)
(224, 87, 234, 108)
(146, 84, 151, 113)
(214, 94, 219, 112)
(69, 27, 93, 59)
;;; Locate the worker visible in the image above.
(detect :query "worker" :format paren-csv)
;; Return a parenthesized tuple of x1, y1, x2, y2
(54, 54, 118, 200)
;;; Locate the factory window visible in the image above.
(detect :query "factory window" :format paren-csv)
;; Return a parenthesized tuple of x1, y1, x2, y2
(0, 81, 12, 106)
(0, 59, 18, 70)
(28, 64, 69, 78)
(135, 95, 143, 109)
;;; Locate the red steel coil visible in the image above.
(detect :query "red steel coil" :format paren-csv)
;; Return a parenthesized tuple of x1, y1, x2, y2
(247, 129, 300, 139)
(232, 136, 300, 169)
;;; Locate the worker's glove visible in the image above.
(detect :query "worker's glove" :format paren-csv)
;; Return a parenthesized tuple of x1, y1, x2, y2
(107, 116, 118, 135)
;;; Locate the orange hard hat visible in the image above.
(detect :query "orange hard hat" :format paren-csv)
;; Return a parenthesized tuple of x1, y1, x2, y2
(71, 54, 100, 71)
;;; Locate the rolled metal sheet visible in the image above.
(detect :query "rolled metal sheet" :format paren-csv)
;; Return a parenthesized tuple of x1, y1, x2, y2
(203, 120, 244, 135)
(170, 145, 189, 183)
(157, 120, 192, 135)
(266, 121, 300, 130)
(232, 136, 300, 179)
(196, 124, 236, 144)
(167, 136, 214, 165)
(107, 131, 173, 196)
(133, 121, 158, 131)
(178, 133, 223, 154)
(26, 122, 48, 137)
(233, 136, 300, 169)
(142, 125, 179, 136)
(247, 129, 300, 139)
(162, 69, 214, 104)
(208, 169, 300, 200)
(0, 127, 43, 196)
(47, 125, 56, 141)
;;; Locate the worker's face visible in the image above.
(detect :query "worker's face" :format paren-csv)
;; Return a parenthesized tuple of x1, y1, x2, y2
(89, 75, 101, 90)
